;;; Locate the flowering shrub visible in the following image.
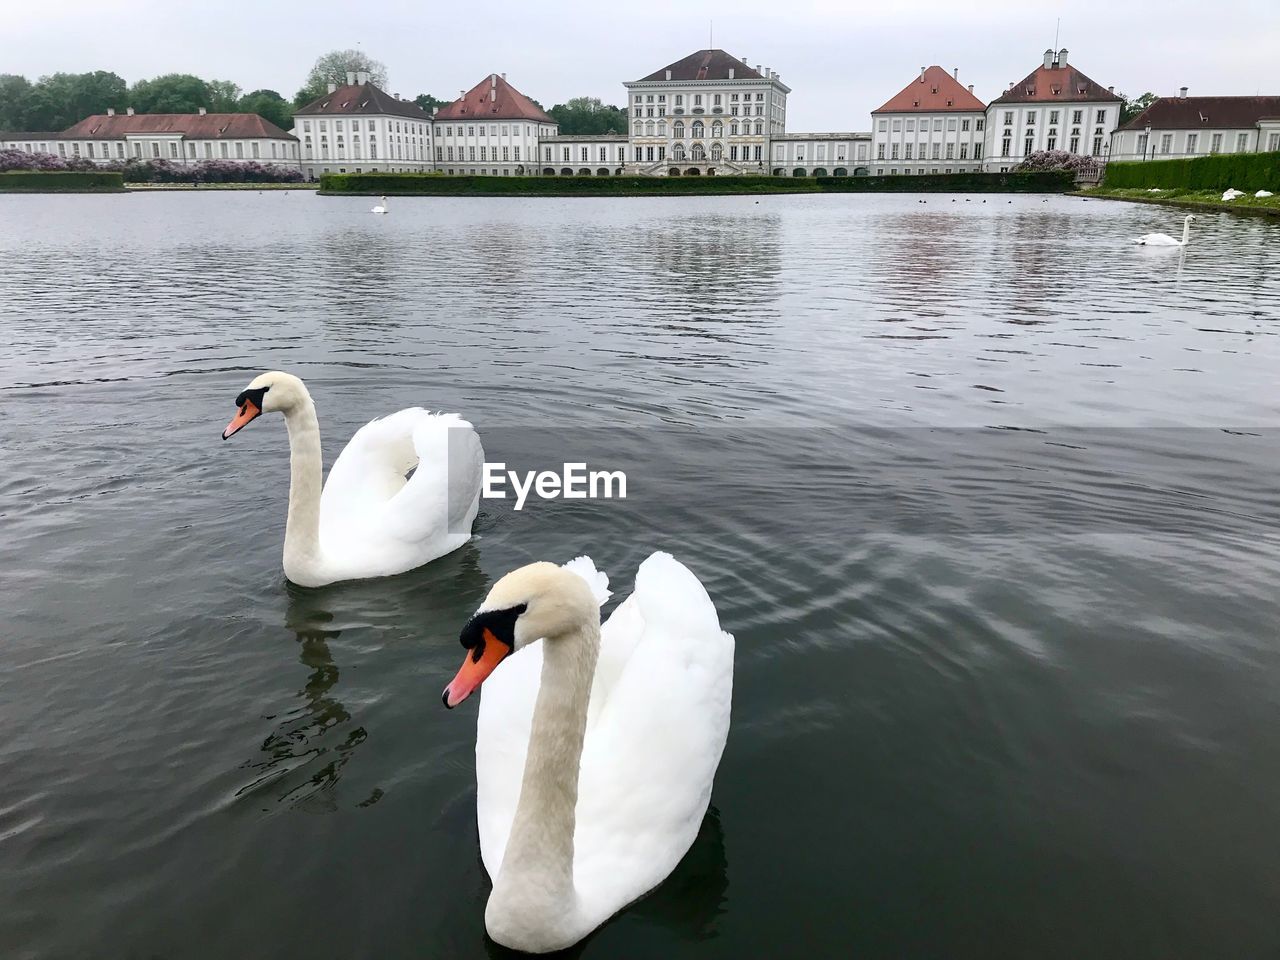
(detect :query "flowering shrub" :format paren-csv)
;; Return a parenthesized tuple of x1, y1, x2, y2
(0, 149, 96, 172)
(0, 149, 302, 182)
(1016, 150, 1099, 174)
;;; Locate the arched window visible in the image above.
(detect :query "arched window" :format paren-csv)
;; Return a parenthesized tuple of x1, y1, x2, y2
(710, 142, 722, 161)
(711, 121, 723, 138)
(691, 120, 704, 138)
(673, 121, 685, 139)
(657, 121, 667, 137)
(690, 142, 706, 161)
(672, 142, 686, 161)
(645, 121, 655, 137)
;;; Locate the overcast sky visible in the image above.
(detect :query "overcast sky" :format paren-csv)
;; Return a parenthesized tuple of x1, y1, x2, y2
(7, 0, 1278, 129)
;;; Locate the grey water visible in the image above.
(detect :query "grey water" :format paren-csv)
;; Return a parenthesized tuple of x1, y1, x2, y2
(0, 191, 1277, 959)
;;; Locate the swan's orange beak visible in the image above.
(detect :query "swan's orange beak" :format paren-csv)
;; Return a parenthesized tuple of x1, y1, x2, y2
(222, 398, 262, 440)
(443, 628, 511, 709)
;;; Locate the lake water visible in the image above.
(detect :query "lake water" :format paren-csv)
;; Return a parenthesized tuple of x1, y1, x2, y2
(1, 191, 1278, 959)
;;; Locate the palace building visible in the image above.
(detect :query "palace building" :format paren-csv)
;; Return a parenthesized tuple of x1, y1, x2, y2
(293, 72, 432, 177)
(983, 49, 1121, 171)
(432, 73, 559, 176)
(621, 49, 791, 175)
(1110, 92, 1280, 162)
(871, 65, 987, 176)
(35, 109, 298, 166)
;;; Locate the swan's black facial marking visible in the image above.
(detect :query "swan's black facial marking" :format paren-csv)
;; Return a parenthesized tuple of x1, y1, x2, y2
(234, 385, 269, 410)
(459, 603, 527, 661)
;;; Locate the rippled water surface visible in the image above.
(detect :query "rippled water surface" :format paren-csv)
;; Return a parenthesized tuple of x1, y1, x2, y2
(1, 192, 1278, 959)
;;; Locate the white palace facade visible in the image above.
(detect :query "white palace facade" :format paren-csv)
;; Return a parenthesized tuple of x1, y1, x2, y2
(17, 43, 1277, 180)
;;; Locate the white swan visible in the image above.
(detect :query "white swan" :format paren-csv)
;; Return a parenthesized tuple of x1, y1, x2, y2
(443, 552, 734, 954)
(1222, 188, 1245, 201)
(221, 371, 483, 587)
(371, 195, 389, 214)
(1256, 190, 1274, 198)
(1134, 214, 1195, 246)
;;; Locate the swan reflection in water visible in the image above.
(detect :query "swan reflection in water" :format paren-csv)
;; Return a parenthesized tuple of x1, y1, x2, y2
(238, 583, 372, 811)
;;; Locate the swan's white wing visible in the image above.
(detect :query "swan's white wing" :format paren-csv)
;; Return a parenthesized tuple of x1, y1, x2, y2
(474, 556, 612, 878)
(1134, 233, 1179, 246)
(571, 552, 734, 925)
(320, 409, 483, 576)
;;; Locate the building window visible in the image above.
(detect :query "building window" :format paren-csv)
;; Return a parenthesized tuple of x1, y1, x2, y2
(877, 119, 887, 132)
(961, 119, 970, 131)
(932, 143, 940, 159)
(1046, 137, 1056, 150)
(1159, 134, 1172, 154)
(1069, 136, 1079, 153)
(975, 118, 984, 131)
(1186, 134, 1198, 153)
(877, 144, 885, 160)
(1268, 133, 1280, 151)
(469, 147, 476, 160)
(974, 143, 982, 159)
(437, 146, 443, 161)
(959, 143, 968, 159)
(1027, 111, 1036, 125)
(1003, 111, 1013, 125)
(1236, 132, 1250, 152)
(1096, 109, 1106, 123)
(1092, 136, 1103, 156)
(904, 143, 912, 159)
(890, 144, 898, 159)
(514, 146, 520, 160)
(204, 142, 212, 158)
(945, 143, 954, 159)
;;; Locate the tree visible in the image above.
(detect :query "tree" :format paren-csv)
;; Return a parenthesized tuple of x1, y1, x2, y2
(1119, 91, 1158, 126)
(547, 96, 627, 135)
(238, 89, 292, 131)
(296, 49, 388, 106)
(206, 79, 242, 113)
(0, 74, 35, 130)
(14, 71, 129, 130)
(414, 93, 445, 114)
(129, 74, 211, 114)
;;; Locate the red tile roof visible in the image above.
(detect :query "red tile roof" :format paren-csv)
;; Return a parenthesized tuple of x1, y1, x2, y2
(60, 113, 296, 140)
(1118, 95, 1280, 131)
(990, 59, 1118, 105)
(873, 66, 986, 114)
(294, 82, 430, 121)
(433, 74, 554, 123)
(636, 49, 766, 83)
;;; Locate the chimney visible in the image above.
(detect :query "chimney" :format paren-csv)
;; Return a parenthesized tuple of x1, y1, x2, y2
(953, 67, 959, 79)
(198, 107, 206, 116)
(432, 106, 438, 115)
(501, 72, 507, 80)
(920, 66, 926, 82)
(1058, 48, 1068, 65)
(756, 64, 762, 74)
(460, 89, 466, 99)
(1179, 86, 1188, 98)
(968, 84, 974, 94)
(127, 107, 135, 116)
(327, 82, 336, 94)
(107, 107, 115, 116)
(491, 74, 497, 89)
(1044, 49, 1054, 69)
(346, 71, 355, 86)
(394, 93, 400, 100)
(356, 71, 368, 85)
(728, 68, 735, 79)
(1107, 85, 1114, 94)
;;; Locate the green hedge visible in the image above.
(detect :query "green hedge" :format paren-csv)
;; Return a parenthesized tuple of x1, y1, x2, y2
(0, 170, 125, 192)
(320, 171, 1072, 196)
(816, 171, 1073, 193)
(1104, 151, 1280, 190)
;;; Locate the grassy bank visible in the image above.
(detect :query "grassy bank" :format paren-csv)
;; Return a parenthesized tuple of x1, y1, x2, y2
(319, 171, 1073, 197)
(0, 170, 125, 192)
(1087, 185, 1280, 217)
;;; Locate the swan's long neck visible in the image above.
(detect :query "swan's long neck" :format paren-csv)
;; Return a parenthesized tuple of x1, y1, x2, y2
(488, 618, 600, 944)
(281, 395, 324, 575)
(1181, 219, 1192, 245)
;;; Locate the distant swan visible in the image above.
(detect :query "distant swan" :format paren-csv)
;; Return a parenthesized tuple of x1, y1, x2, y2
(221, 371, 483, 587)
(444, 552, 734, 953)
(1134, 214, 1195, 247)
(371, 195, 389, 214)
(1257, 190, 1274, 198)
(1222, 188, 1245, 201)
